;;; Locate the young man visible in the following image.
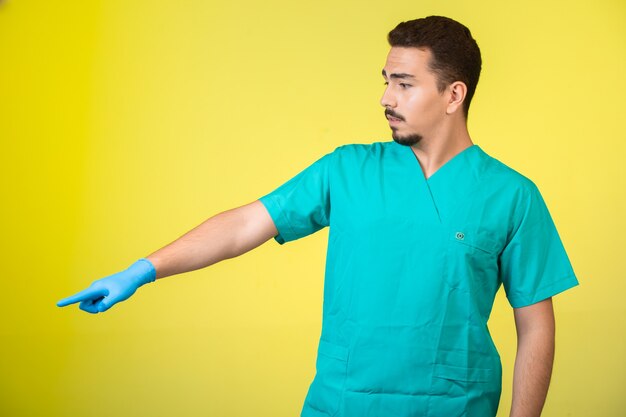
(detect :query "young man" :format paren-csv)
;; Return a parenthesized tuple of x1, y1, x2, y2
(58, 16, 579, 417)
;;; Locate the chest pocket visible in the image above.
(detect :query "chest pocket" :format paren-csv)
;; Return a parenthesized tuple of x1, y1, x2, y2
(449, 229, 499, 254)
(445, 227, 501, 290)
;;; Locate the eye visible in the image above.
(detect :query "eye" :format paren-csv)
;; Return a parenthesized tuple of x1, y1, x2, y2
(382, 81, 411, 89)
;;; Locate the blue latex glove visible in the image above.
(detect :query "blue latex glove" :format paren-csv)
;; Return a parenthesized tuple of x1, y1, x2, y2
(57, 258, 156, 313)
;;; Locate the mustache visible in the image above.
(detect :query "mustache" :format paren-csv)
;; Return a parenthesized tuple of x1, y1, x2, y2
(385, 110, 403, 120)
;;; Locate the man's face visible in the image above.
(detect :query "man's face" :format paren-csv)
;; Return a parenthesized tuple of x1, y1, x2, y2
(381, 47, 449, 146)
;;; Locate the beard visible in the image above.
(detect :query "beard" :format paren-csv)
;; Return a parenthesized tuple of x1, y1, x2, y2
(391, 129, 423, 146)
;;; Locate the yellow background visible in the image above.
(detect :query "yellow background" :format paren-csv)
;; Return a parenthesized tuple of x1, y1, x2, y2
(1, 0, 623, 415)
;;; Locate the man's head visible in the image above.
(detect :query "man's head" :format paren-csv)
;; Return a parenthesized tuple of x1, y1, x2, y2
(381, 16, 482, 146)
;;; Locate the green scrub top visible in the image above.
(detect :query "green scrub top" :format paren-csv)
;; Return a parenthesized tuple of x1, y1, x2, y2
(259, 141, 579, 417)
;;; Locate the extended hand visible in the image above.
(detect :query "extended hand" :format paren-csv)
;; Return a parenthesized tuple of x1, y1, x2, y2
(57, 258, 156, 313)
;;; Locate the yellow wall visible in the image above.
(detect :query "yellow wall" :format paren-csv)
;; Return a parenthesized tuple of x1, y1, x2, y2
(1, 0, 623, 415)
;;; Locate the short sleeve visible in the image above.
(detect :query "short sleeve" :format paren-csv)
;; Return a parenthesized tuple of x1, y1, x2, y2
(258, 150, 334, 245)
(498, 182, 579, 308)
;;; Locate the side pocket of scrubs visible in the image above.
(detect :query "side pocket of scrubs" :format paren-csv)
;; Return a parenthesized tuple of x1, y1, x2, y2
(303, 340, 349, 416)
(433, 363, 493, 382)
(427, 363, 502, 417)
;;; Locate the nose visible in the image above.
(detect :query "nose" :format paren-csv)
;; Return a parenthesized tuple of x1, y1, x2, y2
(380, 85, 396, 108)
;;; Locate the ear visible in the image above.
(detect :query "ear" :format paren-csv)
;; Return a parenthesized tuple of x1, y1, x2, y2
(446, 81, 467, 115)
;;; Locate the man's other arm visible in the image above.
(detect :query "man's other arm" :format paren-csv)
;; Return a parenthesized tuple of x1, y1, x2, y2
(509, 297, 556, 417)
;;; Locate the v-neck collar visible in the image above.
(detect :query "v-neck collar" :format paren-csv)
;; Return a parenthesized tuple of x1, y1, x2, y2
(389, 141, 485, 225)
(405, 143, 480, 182)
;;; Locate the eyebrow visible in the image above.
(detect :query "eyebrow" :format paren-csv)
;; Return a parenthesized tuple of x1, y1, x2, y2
(382, 69, 416, 80)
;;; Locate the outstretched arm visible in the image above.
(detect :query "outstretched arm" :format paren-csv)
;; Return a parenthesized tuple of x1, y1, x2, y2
(145, 200, 278, 279)
(57, 200, 277, 313)
(510, 297, 555, 417)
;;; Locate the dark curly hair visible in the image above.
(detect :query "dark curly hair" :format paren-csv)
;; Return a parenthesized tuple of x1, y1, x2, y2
(387, 16, 482, 119)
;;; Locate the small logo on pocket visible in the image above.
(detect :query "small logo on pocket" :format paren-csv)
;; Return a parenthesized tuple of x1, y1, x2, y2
(455, 232, 465, 240)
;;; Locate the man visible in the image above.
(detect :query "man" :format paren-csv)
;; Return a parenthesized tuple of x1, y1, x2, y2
(58, 15, 579, 417)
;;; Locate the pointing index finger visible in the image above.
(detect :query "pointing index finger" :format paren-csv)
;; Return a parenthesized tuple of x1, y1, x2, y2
(57, 286, 106, 307)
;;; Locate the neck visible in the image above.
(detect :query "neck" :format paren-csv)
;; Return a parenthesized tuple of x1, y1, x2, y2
(409, 120, 474, 179)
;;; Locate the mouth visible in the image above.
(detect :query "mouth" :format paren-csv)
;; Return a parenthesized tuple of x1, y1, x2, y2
(387, 115, 402, 124)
